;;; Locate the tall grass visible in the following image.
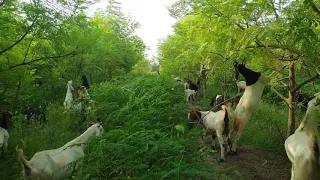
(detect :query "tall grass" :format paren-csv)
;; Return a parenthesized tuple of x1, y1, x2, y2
(74, 74, 216, 179)
(1, 74, 219, 180)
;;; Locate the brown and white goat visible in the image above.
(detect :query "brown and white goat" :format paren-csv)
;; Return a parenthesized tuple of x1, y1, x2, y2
(0, 111, 13, 155)
(228, 61, 270, 154)
(188, 102, 233, 162)
(210, 95, 229, 108)
(285, 93, 320, 180)
(18, 122, 104, 180)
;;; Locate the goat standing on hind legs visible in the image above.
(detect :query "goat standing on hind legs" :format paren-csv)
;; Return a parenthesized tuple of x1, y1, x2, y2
(228, 61, 270, 155)
(285, 93, 320, 180)
(63, 80, 74, 112)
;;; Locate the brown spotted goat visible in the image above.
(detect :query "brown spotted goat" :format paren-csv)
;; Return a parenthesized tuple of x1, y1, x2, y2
(188, 102, 233, 162)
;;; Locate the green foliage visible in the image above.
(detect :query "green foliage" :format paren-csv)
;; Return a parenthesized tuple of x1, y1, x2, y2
(75, 74, 215, 179)
(160, 0, 320, 96)
(0, 0, 147, 113)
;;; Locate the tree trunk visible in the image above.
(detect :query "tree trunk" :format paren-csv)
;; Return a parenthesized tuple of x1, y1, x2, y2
(287, 61, 296, 137)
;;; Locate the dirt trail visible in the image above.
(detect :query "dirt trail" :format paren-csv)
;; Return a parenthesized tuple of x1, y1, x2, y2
(201, 139, 291, 180)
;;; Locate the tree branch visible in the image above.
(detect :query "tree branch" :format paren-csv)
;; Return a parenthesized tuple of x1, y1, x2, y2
(292, 73, 320, 93)
(0, 15, 38, 56)
(8, 51, 77, 70)
(279, 81, 289, 90)
(23, 38, 34, 63)
(270, 87, 289, 104)
(302, 60, 317, 91)
(206, 51, 226, 59)
(311, 3, 320, 16)
(246, 44, 301, 56)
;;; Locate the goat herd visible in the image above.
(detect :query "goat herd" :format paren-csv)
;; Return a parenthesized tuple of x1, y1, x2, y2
(0, 62, 319, 179)
(181, 61, 320, 180)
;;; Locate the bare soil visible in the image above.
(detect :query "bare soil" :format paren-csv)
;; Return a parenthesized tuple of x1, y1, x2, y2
(201, 138, 291, 180)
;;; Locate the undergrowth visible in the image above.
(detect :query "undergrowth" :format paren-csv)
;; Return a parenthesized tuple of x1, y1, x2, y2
(1, 74, 220, 180)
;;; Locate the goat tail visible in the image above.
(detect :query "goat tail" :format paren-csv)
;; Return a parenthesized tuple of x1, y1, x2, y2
(221, 105, 230, 137)
(17, 148, 31, 170)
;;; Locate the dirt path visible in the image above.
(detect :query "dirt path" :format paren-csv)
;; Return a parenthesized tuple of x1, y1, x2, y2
(201, 139, 291, 180)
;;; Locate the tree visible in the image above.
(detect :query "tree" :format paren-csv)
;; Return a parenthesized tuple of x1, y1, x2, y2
(0, 0, 146, 112)
(160, 0, 320, 136)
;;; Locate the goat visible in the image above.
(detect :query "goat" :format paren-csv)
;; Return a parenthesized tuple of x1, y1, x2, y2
(285, 93, 320, 180)
(77, 86, 90, 100)
(186, 79, 200, 92)
(0, 111, 13, 154)
(228, 61, 270, 154)
(18, 122, 104, 180)
(188, 102, 233, 162)
(185, 89, 196, 103)
(210, 95, 228, 108)
(63, 80, 74, 111)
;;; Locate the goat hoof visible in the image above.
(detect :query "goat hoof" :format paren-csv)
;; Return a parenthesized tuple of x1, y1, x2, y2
(219, 158, 225, 163)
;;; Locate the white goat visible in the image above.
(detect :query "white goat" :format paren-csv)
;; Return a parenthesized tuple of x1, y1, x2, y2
(188, 103, 233, 162)
(184, 82, 189, 90)
(0, 111, 13, 155)
(185, 89, 196, 103)
(237, 81, 246, 94)
(285, 93, 320, 180)
(63, 80, 74, 111)
(18, 122, 104, 180)
(228, 62, 269, 154)
(0, 128, 9, 155)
